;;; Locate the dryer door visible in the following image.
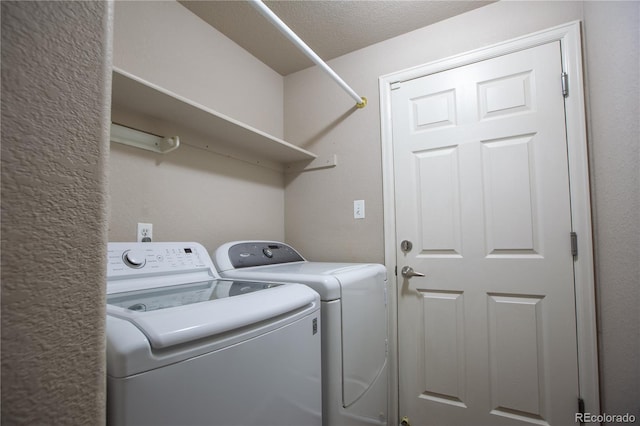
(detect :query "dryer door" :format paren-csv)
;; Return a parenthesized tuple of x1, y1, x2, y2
(339, 265, 388, 407)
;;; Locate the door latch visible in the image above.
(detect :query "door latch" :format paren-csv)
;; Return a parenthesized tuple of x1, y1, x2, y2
(401, 266, 425, 278)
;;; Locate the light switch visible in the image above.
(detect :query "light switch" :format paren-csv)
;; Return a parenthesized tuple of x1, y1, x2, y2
(354, 200, 365, 219)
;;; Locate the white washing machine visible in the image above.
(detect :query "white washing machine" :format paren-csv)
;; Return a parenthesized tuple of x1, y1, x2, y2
(214, 241, 388, 426)
(106, 242, 322, 426)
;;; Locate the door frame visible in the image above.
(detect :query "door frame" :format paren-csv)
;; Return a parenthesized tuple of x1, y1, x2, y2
(379, 21, 599, 424)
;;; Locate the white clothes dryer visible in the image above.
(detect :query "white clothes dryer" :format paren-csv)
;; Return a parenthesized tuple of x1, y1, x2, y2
(214, 241, 388, 426)
(106, 242, 322, 426)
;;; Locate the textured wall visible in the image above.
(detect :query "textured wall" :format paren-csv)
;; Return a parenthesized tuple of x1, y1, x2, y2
(1, 1, 112, 424)
(584, 2, 640, 419)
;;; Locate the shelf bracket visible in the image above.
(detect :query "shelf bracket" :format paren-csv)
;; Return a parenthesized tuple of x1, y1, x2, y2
(285, 154, 338, 173)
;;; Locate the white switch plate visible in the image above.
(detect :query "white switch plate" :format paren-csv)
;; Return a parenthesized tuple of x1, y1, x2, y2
(137, 222, 153, 242)
(354, 200, 365, 219)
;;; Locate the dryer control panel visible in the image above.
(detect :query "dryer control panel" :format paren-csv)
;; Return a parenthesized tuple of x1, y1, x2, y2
(226, 241, 305, 269)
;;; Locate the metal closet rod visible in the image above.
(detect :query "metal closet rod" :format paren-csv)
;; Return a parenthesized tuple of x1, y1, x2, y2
(249, 0, 367, 109)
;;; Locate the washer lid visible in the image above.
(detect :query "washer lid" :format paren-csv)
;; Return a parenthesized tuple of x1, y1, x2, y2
(107, 280, 318, 349)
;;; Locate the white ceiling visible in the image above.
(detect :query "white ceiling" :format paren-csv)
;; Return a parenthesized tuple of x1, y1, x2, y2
(179, 1, 494, 76)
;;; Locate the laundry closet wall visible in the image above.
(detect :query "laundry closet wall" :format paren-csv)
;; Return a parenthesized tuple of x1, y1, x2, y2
(2, 1, 111, 424)
(283, 0, 639, 419)
(109, 1, 286, 250)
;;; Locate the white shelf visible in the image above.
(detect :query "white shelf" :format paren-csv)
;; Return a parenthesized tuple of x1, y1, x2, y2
(111, 68, 317, 169)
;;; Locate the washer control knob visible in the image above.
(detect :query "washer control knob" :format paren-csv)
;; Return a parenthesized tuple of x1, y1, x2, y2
(123, 250, 146, 268)
(263, 248, 273, 258)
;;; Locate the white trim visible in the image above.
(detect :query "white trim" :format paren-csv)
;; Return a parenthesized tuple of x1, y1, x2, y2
(378, 21, 599, 422)
(380, 63, 399, 426)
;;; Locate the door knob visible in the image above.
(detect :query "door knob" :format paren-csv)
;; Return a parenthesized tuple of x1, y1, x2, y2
(401, 266, 425, 278)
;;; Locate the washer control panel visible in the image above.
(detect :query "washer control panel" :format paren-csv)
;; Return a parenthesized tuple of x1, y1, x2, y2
(107, 242, 213, 279)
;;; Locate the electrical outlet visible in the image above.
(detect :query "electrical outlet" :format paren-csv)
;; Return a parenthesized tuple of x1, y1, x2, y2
(137, 223, 153, 242)
(354, 200, 365, 219)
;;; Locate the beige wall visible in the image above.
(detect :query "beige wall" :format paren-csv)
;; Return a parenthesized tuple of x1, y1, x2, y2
(284, 0, 639, 419)
(109, 1, 287, 251)
(109, 143, 285, 249)
(1, 1, 112, 424)
(583, 2, 640, 418)
(113, 1, 283, 137)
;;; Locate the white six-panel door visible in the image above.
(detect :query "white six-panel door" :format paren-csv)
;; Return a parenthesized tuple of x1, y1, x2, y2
(391, 41, 579, 425)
